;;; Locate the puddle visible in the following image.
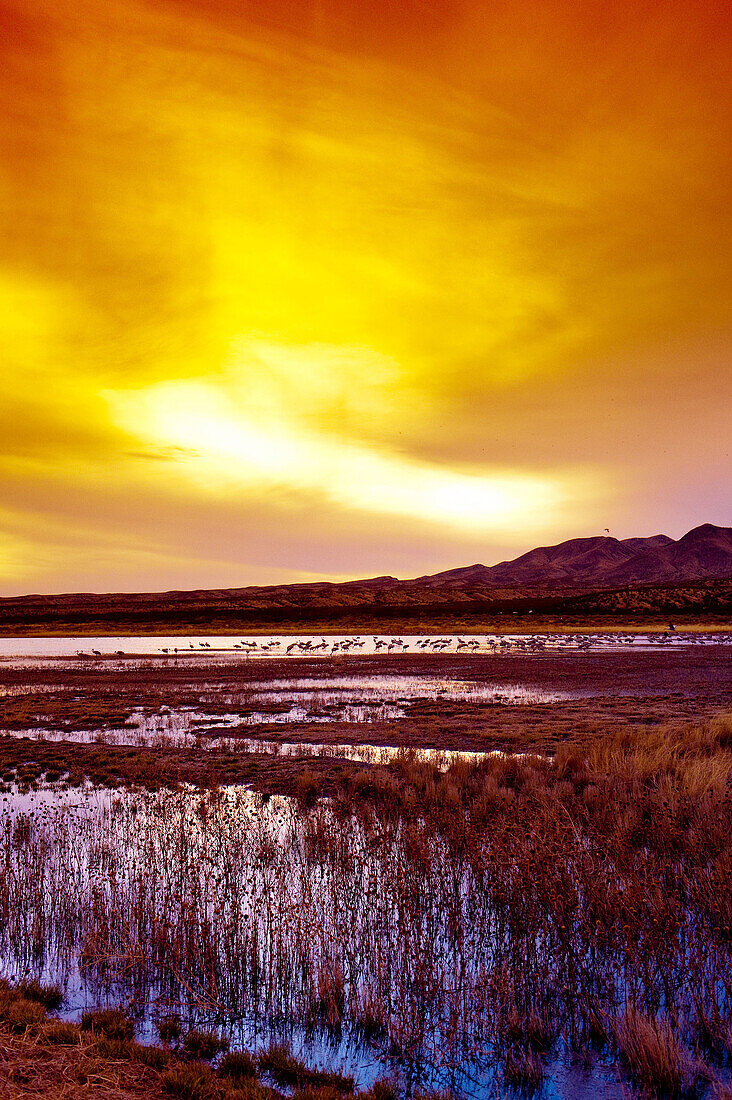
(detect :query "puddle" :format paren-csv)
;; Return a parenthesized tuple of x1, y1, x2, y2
(0, 721, 528, 767)
(0, 674, 570, 751)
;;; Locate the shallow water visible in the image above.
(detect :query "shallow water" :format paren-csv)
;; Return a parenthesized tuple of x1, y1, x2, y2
(0, 721, 525, 766)
(0, 630, 730, 663)
(0, 671, 573, 752)
(0, 780, 681, 1099)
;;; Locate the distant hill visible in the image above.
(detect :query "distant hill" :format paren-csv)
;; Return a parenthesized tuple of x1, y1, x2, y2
(0, 523, 730, 631)
(422, 524, 732, 589)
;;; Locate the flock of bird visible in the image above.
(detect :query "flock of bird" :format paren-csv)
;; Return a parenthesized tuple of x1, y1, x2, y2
(70, 629, 730, 660)
(151, 631, 690, 657)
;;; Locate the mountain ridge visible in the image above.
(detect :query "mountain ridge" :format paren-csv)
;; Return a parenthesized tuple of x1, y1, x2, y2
(419, 524, 732, 590)
(1, 524, 730, 612)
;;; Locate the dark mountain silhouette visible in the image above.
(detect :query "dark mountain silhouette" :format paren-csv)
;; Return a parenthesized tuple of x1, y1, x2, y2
(0, 524, 730, 631)
(423, 525, 731, 590)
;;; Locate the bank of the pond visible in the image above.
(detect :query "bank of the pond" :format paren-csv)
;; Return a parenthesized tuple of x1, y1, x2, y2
(0, 980, 396, 1100)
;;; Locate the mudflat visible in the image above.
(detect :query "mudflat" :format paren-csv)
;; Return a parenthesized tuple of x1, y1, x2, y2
(1, 647, 730, 792)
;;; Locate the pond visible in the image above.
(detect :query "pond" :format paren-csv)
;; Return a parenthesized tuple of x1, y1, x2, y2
(1, 776, 730, 1099)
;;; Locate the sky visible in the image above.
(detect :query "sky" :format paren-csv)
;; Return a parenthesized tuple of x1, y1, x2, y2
(0, 0, 730, 595)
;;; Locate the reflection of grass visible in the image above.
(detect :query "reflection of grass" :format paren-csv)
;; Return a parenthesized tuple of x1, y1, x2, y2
(2, 714, 732, 1096)
(0, 982, 397, 1100)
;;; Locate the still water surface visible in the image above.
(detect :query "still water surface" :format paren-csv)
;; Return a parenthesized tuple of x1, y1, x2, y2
(0, 631, 730, 661)
(0, 780, 653, 1099)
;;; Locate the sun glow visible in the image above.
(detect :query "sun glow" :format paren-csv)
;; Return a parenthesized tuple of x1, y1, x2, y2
(106, 350, 580, 537)
(0, 0, 728, 593)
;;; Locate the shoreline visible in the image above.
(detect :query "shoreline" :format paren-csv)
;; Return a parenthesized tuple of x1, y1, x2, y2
(0, 618, 730, 637)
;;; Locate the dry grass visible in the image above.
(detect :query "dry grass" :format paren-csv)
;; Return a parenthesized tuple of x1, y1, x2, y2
(0, 983, 395, 1100)
(615, 1008, 690, 1096)
(2, 714, 732, 1095)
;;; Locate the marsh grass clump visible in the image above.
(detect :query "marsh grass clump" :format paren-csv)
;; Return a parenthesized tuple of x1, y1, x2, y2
(294, 769, 322, 807)
(312, 959, 346, 1028)
(616, 1008, 691, 1096)
(80, 1006, 135, 1041)
(502, 1009, 553, 1054)
(161, 1062, 218, 1098)
(16, 977, 63, 1010)
(40, 1019, 81, 1044)
(182, 1028, 230, 1060)
(361, 1082, 397, 1100)
(355, 989, 388, 1040)
(501, 1046, 545, 1090)
(158, 1012, 184, 1044)
(87, 1034, 172, 1068)
(219, 1050, 257, 1081)
(4, 996, 47, 1032)
(258, 1041, 354, 1093)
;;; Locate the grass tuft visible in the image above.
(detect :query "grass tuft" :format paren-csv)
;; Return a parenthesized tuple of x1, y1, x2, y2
(616, 1008, 689, 1096)
(182, 1028, 230, 1060)
(218, 1050, 257, 1080)
(80, 1006, 135, 1041)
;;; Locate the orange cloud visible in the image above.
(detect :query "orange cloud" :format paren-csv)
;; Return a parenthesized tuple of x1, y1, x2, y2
(0, 0, 729, 593)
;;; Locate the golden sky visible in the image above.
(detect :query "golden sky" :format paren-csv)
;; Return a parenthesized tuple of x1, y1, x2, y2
(0, 0, 730, 594)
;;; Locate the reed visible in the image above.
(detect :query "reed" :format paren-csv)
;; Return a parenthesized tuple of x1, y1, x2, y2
(0, 713, 730, 1095)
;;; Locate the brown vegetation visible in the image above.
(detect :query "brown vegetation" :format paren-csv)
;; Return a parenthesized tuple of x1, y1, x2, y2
(0, 982, 396, 1100)
(2, 712, 732, 1096)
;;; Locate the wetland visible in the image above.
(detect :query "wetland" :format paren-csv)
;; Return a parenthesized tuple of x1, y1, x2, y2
(1, 635, 732, 1098)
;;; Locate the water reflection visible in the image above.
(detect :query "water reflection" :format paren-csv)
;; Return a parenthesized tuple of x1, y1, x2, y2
(1, 779, 727, 1099)
(0, 630, 729, 663)
(0, 672, 569, 755)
